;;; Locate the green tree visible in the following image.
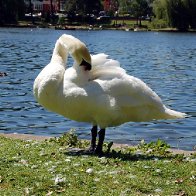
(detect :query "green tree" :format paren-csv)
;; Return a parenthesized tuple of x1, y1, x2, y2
(152, 0, 196, 30)
(65, 0, 103, 16)
(130, 0, 149, 26)
(153, 0, 167, 20)
(64, 0, 103, 24)
(118, 0, 131, 15)
(0, 0, 25, 25)
(167, 0, 189, 31)
(184, 0, 196, 29)
(27, 0, 35, 24)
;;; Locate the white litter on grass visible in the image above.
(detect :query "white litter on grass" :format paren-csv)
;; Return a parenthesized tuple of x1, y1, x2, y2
(82, 155, 89, 158)
(31, 165, 38, 169)
(97, 169, 107, 174)
(153, 157, 159, 161)
(73, 163, 80, 167)
(190, 159, 196, 162)
(48, 165, 57, 173)
(155, 188, 162, 193)
(155, 169, 161, 173)
(86, 168, 93, 174)
(94, 178, 100, 182)
(24, 187, 30, 195)
(146, 149, 153, 153)
(144, 165, 150, 169)
(129, 174, 137, 179)
(65, 158, 71, 162)
(107, 170, 121, 175)
(54, 175, 66, 185)
(20, 159, 28, 166)
(163, 160, 171, 163)
(190, 175, 195, 181)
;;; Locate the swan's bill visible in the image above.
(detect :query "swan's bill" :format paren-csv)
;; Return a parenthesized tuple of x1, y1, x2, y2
(80, 59, 92, 71)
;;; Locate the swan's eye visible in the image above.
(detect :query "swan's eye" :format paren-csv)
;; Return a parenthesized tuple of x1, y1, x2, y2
(80, 59, 92, 71)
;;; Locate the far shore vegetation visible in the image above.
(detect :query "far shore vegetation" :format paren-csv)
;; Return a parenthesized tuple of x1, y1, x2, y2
(0, 0, 196, 32)
(0, 130, 195, 195)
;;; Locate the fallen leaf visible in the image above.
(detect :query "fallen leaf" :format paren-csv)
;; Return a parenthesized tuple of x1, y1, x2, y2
(173, 190, 187, 196)
(174, 178, 184, 184)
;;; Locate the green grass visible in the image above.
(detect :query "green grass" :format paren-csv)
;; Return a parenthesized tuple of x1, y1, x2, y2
(0, 131, 195, 195)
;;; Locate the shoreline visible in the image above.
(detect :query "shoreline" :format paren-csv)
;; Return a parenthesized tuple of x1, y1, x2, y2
(1, 23, 196, 33)
(0, 133, 195, 156)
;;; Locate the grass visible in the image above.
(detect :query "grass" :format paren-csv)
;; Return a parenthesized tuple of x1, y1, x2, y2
(0, 130, 195, 195)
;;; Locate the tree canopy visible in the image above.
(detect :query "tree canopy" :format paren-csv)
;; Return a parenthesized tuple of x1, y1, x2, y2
(0, 0, 25, 25)
(152, 0, 196, 30)
(130, 0, 150, 25)
(0, 0, 195, 30)
(64, 0, 103, 16)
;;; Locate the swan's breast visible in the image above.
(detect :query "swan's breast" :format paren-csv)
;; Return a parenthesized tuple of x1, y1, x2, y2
(33, 64, 65, 111)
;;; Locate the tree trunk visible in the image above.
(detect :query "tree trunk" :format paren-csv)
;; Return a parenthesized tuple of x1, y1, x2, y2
(139, 17, 142, 27)
(29, 0, 34, 24)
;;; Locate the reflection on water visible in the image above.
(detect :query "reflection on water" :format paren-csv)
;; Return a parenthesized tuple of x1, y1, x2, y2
(0, 28, 196, 150)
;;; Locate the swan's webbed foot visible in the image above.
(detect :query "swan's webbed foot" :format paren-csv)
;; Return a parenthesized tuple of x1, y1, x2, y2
(95, 146, 104, 156)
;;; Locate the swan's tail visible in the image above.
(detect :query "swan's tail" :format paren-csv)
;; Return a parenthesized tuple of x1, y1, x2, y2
(164, 107, 186, 119)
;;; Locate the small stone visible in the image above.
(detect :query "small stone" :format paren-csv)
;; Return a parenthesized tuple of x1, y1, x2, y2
(86, 168, 93, 174)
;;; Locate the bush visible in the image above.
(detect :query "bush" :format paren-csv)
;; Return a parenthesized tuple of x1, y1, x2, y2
(151, 18, 168, 29)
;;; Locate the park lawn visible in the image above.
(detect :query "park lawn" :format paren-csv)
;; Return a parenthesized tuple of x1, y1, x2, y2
(0, 131, 195, 195)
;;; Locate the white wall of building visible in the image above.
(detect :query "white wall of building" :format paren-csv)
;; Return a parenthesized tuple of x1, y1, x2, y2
(24, 0, 43, 12)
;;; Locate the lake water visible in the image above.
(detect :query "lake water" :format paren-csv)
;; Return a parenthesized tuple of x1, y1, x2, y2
(0, 28, 196, 150)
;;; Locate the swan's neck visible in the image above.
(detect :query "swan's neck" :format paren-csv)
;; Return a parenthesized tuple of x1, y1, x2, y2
(51, 41, 68, 66)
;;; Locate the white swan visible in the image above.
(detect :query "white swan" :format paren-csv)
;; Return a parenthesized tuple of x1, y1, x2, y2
(33, 34, 186, 154)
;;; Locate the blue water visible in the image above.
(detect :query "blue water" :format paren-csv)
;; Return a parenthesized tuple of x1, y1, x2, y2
(0, 28, 196, 150)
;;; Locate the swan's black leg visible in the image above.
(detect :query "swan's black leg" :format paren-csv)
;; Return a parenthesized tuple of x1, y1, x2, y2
(95, 128, 105, 155)
(89, 125, 97, 152)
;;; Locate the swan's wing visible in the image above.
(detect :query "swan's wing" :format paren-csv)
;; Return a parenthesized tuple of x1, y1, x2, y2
(98, 75, 185, 121)
(91, 53, 120, 67)
(90, 54, 164, 112)
(92, 74, 163, 115)
(100, 75, 164, 109)
(83, 75, 166, 123)
(90, 53, 126, 80)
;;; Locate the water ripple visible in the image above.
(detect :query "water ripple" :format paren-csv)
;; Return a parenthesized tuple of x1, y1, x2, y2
(0, 28, 196, 150)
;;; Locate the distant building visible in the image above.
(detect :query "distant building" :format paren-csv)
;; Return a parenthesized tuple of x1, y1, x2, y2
(59, 0, 66, 12)
(24, 0, 66, 14)
(24, 0, 43, 13)
(104, 0, 118, 13)
(43, 0, 59, 14)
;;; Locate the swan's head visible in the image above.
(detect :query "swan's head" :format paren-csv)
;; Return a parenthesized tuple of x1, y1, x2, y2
(73, 43, 92, 71)
(59, 34, 91, 71)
